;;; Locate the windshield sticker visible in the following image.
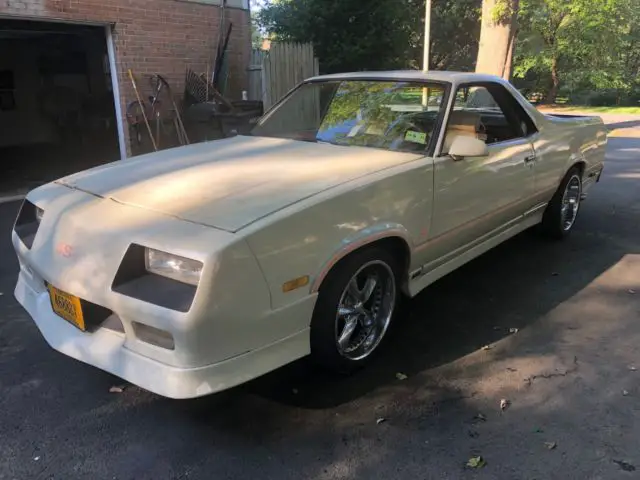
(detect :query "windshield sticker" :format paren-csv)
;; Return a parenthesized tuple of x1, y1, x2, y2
(405, 131, 427, 144)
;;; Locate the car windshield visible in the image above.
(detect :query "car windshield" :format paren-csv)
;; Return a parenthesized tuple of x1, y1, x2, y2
(250, 80, 447, 153)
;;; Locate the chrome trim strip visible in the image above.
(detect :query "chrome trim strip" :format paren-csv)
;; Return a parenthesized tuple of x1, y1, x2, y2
(523, 202, 547, 217)
(420, 213, 525, 273)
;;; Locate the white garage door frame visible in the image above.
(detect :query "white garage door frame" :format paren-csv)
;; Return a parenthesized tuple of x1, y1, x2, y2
(0, 14, 127, 161)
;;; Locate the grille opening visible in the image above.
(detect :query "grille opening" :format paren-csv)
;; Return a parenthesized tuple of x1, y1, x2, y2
(102, 314, 125, 334)
(132, 322, 175, 350)
(14, 200, 40, 249)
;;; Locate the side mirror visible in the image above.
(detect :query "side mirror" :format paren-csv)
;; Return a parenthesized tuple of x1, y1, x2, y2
(448, 136, 489, 160)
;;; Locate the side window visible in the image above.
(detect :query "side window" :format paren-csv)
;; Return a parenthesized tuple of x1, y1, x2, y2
(443, 83, 537, 153)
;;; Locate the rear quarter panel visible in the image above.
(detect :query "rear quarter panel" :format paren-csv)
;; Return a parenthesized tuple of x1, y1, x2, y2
(244, 158, 434, 309)
(532, 115, 607, 199)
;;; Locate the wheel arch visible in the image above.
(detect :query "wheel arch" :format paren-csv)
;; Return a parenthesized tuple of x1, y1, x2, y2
(310, 229, 413, 295)
(572, 159, 586, 176)
(564, 149, 587, 177)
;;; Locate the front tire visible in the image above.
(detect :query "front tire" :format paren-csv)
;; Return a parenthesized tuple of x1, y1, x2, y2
(310, 247, 401, 373)
(540, 167, 583, 240)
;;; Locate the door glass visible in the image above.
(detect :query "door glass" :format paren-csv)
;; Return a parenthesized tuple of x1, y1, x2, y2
(443, 86, 522, 153)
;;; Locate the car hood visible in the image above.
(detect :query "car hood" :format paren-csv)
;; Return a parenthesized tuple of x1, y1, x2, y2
(57, 136, 420, 232)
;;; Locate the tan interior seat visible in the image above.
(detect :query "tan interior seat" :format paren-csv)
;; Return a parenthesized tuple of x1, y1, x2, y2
(442, 110, 482, 154)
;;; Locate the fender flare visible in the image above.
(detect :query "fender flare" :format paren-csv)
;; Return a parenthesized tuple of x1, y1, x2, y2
(310, 224, 413, 293)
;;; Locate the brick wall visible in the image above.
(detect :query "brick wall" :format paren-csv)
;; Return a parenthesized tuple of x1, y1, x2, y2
(0, 0, 252, 155)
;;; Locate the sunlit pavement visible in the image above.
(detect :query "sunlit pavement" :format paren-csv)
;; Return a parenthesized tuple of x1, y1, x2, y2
(0, 137, 639, 480)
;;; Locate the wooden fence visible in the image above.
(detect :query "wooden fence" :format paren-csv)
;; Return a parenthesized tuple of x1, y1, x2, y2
(248, 42, 319, 110)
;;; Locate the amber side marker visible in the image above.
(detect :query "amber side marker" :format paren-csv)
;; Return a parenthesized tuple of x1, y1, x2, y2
(282, 275, 310, 293)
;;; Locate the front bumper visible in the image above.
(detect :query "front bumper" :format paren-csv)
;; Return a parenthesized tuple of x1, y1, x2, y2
(15, 271, 314, 399)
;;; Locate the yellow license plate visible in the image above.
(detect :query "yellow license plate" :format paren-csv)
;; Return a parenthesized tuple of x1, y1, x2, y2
(48, 285, 85, 331)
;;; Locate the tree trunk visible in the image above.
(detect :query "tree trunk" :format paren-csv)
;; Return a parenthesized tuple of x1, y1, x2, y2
(545, 56, 560, 104)
(503, 25, 518, 80)
(476, 0, 519, 80)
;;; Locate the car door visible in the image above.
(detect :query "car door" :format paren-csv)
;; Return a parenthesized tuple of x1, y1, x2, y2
(419, 83, 537, 268)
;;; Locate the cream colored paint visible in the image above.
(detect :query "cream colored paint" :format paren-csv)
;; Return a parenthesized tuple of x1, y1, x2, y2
(245, 158, 435, 308)
(425, 138, 536, 266)
(13, 71, 607, 399)
(58, 136, 424, 232)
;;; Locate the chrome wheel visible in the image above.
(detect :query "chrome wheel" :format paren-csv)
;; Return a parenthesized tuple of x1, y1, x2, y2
(561, 174, 582, 231)
(335, 260, 396, 361)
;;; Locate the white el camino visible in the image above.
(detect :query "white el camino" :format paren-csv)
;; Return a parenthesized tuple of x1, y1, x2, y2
(13, 71, 607, 399)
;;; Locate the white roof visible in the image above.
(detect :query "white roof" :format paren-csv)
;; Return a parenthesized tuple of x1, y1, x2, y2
(307, 70, 507, 85)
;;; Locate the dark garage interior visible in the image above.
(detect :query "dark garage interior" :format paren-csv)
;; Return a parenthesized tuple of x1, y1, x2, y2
(0, 19, 120, 194)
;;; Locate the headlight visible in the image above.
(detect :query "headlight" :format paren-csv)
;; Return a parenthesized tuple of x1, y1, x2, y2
(145, 248, 203, 286)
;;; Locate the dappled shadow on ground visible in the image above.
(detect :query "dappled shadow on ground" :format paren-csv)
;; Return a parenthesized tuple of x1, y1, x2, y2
(0, 139, 639, 479)
(224, 138, 640, 410)
(235, 220, 633, 410)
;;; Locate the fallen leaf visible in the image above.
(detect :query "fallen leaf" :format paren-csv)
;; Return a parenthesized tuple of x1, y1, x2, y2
(500, 399, 510, 411)
(544, 441, 557, 450)
(466, 456, 486, 469)
(376, 418, 386, 425)
(395, 372, 408, 381)
(33, 457, 40, 461)
(623, 390, 629, 396)
(506, 367, 518, 372)
(613, 460, 636, 472)
(628, 289, 637, 294)
(474, 413, 487, 422)
(628, 366, 637, 371)
(509, 328, 519, 334)
(109, 385, 126, 394)
(482, 345, 494, 351)
(468, 430, 480, 438)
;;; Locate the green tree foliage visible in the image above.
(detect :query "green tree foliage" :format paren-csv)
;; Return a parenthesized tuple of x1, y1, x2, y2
(514, 0, 640, 104)
(258, 0, 640, 106)
(258, 0, 481, 74)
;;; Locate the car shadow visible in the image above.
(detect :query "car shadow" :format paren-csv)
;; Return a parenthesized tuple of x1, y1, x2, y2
(606, 119, 640, 130)
(229, 138, 640, 410)
(197, 211, 631, 410)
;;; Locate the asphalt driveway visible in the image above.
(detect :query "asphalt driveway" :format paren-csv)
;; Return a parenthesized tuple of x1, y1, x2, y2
(0, 136, 639, 480)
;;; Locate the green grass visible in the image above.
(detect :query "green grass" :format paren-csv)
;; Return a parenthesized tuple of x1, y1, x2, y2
(538, 104, 640, 115)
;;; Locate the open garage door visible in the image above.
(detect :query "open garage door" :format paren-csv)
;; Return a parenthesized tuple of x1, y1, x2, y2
(0, 19, 121, 195)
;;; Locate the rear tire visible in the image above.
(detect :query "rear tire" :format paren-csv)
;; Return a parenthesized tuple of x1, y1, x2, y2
(540, 166, 583, 240)
(310, 247, 402, 373)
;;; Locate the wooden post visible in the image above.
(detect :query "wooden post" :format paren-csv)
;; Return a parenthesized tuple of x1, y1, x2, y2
(422, 0, 432, 109)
